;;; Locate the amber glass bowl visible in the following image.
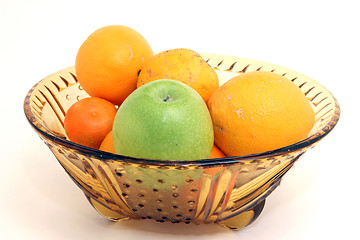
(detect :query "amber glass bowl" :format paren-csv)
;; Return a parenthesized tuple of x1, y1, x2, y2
(24, 53, 340, 230)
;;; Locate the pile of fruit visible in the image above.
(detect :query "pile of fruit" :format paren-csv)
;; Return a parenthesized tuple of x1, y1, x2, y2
(64, 25, 315, 161)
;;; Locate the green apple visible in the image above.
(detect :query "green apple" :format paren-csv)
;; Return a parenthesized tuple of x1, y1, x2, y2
(113, 79, 214, 161)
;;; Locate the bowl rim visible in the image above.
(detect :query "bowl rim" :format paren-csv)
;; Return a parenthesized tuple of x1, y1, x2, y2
(23, 56, 341, 167)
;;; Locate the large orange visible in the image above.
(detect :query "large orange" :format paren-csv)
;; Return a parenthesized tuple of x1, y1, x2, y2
(64, 97, 117, 149)
(137, 48, 219, 103)
(207, 71, 315, 157)
(75, 25, 153, 106)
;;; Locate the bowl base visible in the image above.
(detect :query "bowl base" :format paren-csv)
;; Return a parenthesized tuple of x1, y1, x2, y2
(86, 190, 265, 230)
(217, 199, 265, 230)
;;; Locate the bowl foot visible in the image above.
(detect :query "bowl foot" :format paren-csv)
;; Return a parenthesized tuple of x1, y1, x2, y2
(85, 195, 130, 222)
(217, 199, 265, 230)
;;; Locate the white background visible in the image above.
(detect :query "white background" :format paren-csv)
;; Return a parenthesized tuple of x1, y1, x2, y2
(1, 0, 358, 239)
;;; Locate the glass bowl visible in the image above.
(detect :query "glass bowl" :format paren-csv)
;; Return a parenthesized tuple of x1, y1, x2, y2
(24, 53, 340, 230)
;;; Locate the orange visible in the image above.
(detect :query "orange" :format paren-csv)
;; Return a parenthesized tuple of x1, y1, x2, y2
(210, 145, 226, 159)
(204, 145, 226, 176)
(99, 130, 116, 154)
(75, 25, 153, 106)
(64, 97, 117, 149)
(207, 71, 315, 157)
(137, 48, 219, 102)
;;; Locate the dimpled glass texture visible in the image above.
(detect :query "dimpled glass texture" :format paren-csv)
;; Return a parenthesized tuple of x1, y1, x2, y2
(24, 53, 340, 230)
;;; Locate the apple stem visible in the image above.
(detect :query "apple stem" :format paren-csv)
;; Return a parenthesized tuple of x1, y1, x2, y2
(163, 95, 172, 102)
